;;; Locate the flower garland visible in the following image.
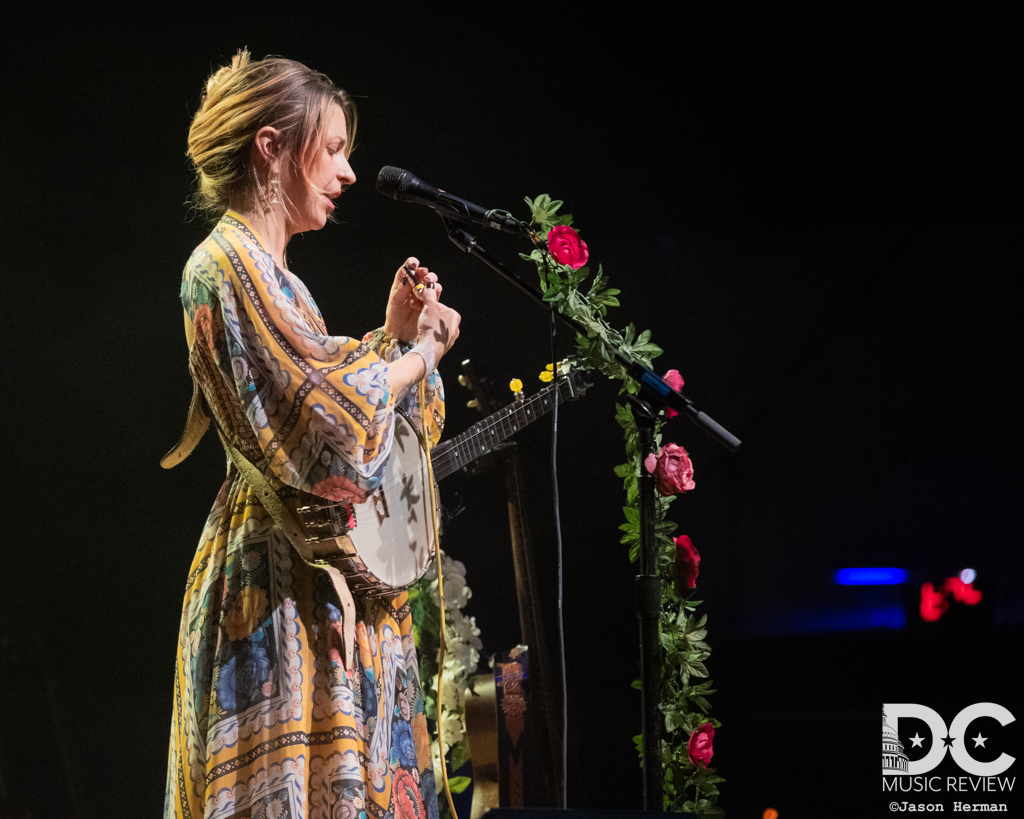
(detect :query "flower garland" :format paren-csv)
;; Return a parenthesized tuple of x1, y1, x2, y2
(408, 549, 483, 811)
(521, 195, 724, 816)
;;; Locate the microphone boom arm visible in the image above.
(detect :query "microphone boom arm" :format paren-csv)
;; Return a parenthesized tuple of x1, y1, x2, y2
(442, 219, 741, 451)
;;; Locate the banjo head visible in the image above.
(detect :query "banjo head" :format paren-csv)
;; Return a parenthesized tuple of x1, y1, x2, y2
(345, 412, 437, 593)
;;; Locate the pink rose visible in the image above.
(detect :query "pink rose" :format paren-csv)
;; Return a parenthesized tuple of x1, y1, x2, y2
(688, 722, 715, 768)
(643, 443, 695, 496)
(674, 535, 700, 589)
(547, 225, 589, 269)
(663, 369, 684, 418)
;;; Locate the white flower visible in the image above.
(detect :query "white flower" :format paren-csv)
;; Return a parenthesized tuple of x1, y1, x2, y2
(453, 613, 482, 648)
(422, 547, 482, 765)
(441, 710, 465, 745)
(441, 676, 461, 708)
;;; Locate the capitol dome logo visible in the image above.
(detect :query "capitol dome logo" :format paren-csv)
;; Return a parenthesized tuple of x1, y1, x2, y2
(883, 708, 910, 774)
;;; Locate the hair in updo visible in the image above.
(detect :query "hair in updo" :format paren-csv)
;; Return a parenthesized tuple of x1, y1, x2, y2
(187, 49, 356, 217)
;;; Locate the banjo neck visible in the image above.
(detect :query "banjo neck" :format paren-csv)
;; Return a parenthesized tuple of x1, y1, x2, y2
(429, 367, 586, 483)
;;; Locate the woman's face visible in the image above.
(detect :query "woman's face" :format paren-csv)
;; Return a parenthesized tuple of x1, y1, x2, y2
(283, 103, 356, 235)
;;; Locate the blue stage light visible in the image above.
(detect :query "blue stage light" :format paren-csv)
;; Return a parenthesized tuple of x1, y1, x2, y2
(834, 567, 909, 586)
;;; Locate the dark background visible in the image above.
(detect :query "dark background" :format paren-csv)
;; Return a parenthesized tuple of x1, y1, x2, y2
(3, 8, 1021, 818)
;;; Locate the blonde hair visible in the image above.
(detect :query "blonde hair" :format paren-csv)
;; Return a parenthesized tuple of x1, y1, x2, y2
(187, 49, 356, 218)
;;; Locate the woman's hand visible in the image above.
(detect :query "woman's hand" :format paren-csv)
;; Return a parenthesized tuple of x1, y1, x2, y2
(382, 260, 460, 396)
(383, 257, 440, 342)
(414, 282, 460, 368)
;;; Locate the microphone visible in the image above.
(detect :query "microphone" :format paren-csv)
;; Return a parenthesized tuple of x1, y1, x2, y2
(376, 166, 526, 236)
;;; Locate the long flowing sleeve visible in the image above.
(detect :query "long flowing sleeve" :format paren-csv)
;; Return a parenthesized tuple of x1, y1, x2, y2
(362, 328, 446, 449)
(179, 211, 443, 503)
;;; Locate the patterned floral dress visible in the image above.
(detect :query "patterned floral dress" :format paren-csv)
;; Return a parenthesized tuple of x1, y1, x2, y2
(164, 211, 445, 819)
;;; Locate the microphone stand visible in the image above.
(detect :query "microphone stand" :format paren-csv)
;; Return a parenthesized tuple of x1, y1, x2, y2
(441, 217, 740, 811)
(631, 396, 663, 811)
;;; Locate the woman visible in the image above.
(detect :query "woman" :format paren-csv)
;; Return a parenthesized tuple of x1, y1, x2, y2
(163, 50, 460, 819)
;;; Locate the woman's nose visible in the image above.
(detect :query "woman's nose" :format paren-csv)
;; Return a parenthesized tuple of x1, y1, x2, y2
(339, 158, 356, 186)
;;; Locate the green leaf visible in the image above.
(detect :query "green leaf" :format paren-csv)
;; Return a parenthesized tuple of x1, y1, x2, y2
(449, 739, 471, 770)
(626, 481, 639, 504)
(613, 462, 634, 478)
(447, 776, 472, 794)
(688, 660, 709, 678)
(619, 527, 640, 544)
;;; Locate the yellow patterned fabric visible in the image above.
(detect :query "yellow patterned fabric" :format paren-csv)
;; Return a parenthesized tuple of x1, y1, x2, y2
(165, 212, 444, 819)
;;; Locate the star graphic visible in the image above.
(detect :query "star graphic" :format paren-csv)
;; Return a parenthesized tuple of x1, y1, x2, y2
(973, 734, 988, 748)
(909, 733, 925, 748)
(942, 734, 956, 748)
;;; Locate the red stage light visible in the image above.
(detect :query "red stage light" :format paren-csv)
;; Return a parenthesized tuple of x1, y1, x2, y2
(919, 574, 982, 622)
(920, 582, 948, 622)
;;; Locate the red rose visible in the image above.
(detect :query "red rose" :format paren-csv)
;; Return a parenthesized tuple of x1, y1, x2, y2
(687, 722, 715, 768)
(547, 225, 589, 269)
(643, 443, 695, 496)
(674, 535, 700, 589)
(663, 369, 684, 418)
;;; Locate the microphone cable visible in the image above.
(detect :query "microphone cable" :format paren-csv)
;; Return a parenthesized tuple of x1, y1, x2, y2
(549, 303, 569, 809)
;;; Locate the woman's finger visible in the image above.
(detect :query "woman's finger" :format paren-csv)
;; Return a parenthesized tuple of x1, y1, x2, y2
(418, 283, 439, 303)
(397, 258, 421, 288)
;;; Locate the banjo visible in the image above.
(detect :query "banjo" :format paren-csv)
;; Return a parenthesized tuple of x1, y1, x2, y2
(295, 361, 588, 596)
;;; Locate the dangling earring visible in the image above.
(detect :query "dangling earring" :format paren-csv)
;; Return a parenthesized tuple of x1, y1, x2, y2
(268, 171, 281, 207)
